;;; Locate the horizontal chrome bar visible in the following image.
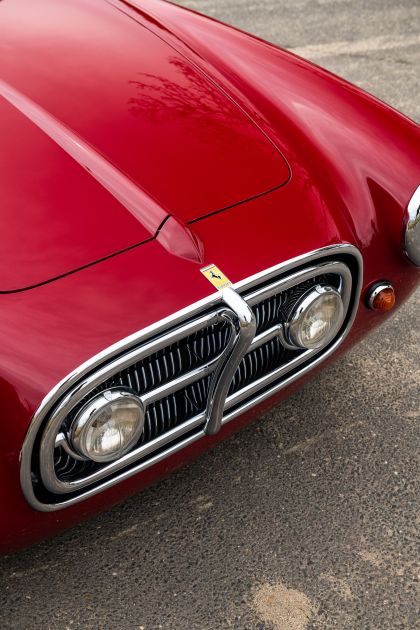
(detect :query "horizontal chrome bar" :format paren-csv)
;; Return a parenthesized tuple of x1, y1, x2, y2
(142, 350, 225, 406)
(141, 360, 216, 406)
(248, 323, 296, 352)
(249, 324, 282, 350)
(224, 347, 313, 411)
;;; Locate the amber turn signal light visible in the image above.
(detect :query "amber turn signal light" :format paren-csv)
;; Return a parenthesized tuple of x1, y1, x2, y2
(367, 283, 395, 311)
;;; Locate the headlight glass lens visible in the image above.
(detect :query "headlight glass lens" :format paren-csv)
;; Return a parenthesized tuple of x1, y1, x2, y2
(289, 286, 344, 350)
(71, 390, 144, 463)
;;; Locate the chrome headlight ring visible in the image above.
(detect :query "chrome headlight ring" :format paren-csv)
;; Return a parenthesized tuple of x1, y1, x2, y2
(70, 389, 145, 463)
(287, 285, 345, 350)
(405, 184, 420, 267)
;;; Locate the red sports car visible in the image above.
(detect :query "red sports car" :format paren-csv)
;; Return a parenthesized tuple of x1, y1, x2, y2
(0, 0, 419, 554)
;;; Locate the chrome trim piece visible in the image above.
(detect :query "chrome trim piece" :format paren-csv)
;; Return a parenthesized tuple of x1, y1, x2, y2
(204, 287, 256, 435)
(405, 184, 420, 266)
(366, 282, 394, 310)
(20, 244, 363, 511)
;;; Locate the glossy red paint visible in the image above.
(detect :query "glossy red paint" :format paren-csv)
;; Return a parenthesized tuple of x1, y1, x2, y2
(0, 0, 419, 554)
(0, 0, 288, 291)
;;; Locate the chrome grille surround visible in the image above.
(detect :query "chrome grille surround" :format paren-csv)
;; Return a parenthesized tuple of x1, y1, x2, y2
(20, 244, 362, 511)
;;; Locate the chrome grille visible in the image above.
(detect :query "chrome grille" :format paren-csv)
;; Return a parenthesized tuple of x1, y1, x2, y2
(53, 274, 335, 482)
(22, 246, 362, 510)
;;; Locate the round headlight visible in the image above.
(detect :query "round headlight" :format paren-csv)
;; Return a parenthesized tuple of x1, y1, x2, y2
(71, 389, 145, 463)
(288, 285, 345, 350)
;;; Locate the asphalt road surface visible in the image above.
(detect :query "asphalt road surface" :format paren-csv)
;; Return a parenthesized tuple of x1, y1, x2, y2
(1, 1, 419, 629)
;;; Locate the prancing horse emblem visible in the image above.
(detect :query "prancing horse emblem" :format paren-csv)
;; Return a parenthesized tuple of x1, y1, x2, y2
(200, 264, 232, 291)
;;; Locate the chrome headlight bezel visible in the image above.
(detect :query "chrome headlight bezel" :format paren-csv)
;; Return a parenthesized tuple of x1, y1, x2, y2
(405, 184, 420, 267)
(287, 285, 345, 350)
(71, 388, 145, 463)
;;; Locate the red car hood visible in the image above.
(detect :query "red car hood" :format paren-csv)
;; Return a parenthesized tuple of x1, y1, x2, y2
(0, 0, 289, 292)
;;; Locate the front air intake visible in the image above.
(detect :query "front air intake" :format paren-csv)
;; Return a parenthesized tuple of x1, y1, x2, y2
(21, 245, 362, 510)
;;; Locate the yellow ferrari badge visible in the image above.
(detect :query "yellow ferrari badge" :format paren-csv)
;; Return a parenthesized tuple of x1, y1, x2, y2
(200, 264, 232, 291)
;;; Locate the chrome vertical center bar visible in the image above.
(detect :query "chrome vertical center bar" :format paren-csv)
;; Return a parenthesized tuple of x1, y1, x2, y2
(204, 287, 256, 435)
